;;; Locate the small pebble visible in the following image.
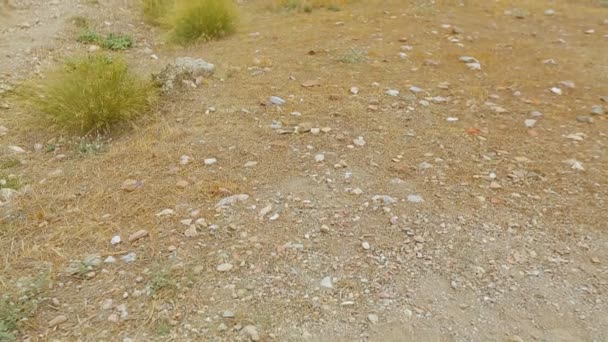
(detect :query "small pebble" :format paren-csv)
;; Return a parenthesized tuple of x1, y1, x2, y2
(217, 263, 233, 272)
(48, 315, 67, 327)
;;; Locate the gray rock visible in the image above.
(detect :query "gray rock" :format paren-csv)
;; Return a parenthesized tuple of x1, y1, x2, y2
(407, 194, 424, 203)
(409, 86, 423, 93)
(216, 194, 249, 208)
(217, 263, 233, 272)
(385, 89, 399, 97)
(8, 145, 25, 153)
(121, 252, 137, 263)
(270, 96, 285, 105)
(576, 115, 593, 123)
(372, 195, 397, 205)
(524, 119, 537, 128)
(320, 276, 333, 288)
(222, 310, 235, 318)
(591, 105, 604, 115)
(368, 314, 379, 324)
(153, 57, 215, 93)
(242, 325, 260, 341)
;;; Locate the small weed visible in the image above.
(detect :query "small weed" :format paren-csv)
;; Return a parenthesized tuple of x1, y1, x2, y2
(148, 268, 176, 295)
(77, 31, 133, 50)
(102, 33, 133, 50)
(337, 48, 366, 63)
(0, 159, 20, 170)
(170, 0, 237, 44)
(142, 0, 175, 25)
(75, 138, 106, 155)
(70, 16, 89, 28)
(0, 273, 48, 341)
(327, 4, 340, 11)
(155, 320, 172, 336)
(25, 55, 156, 134)
(77, 30, 101, 44)
(0, 173, 21, 190)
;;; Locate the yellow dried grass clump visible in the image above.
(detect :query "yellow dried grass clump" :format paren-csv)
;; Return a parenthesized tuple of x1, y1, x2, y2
(26, 55, 156, 134)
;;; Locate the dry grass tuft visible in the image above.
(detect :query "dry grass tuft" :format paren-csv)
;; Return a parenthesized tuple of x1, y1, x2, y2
(142, 0, 174, 25)
(24, 55, 156, 134)
(169, 0, 237, 44)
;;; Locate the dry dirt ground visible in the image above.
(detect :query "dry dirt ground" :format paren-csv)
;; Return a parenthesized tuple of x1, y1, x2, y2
(1, 0, 608, 341)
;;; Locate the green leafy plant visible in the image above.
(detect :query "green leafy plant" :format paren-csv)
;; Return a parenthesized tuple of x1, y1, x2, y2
(77, 31, 133, 50)
(102, 33, 133, 50)
(170, 0, 237, 44)
(77, 30, 101, 44)
(26, 55, 156, 134)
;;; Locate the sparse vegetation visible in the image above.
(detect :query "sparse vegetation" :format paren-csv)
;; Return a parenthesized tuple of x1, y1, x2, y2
(170, 0, 237, 44)
(27, 55, 156, 134)
(77, 31, 133, 50)
(276, 0, 347, 12)
(337, 47, 366, 63)
(70, 15, 89, 28)
(0, 173, 21, 190)
(142, 0, 174, 25)
(0, 274, 48, 341)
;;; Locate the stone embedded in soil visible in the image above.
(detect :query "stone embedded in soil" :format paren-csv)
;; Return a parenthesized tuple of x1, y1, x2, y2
(180, 155, 192, 165)
(153, 57, 215, 93)
(121, 253, 137, 263)
(176, 180, 189, 189)
(47, 168, 64, 178)
(353, 136, 366, 147)
(350, 86, 359, 94)
(560, 80, 575, 89)
(524, 119, 537, 128)
(407, 194, 424, 203)
(48, 315, 67, 327)
(563, 159, 584, 171)
(368, 314, 379, 324)
(244, 161, 258, 167)
(222, 310, 235, 318)
(320, 276, 333, 288)
(242, 325, 260, 341)
(184, 226, 198, 237)
(216, 194, 249, 208)
(128, 230, 149, 242)
(156, 209, 175, 217)
(270, 96, 286, 105)
(315, 154, 325, 162)
(8, 145, 25, 153)
(372, 195, 397, 205)
(550, 87, 562, 95)
(385, 89, 399, 96)
(121, 179, 140, 192)
(362, 242, 371, 250)
(204, 158, 217, 165)
(217, 263, 234, 272)
(576, 115, 593, 123)
(590, 105, 604, 115)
